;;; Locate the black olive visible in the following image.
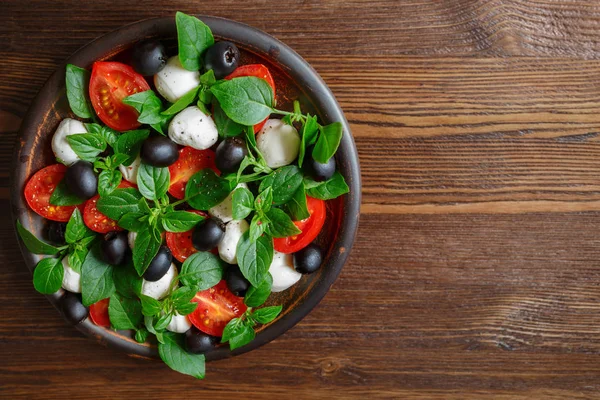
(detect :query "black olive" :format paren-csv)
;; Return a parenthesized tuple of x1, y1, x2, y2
(215, 137, 248, 174)
(305, 149, 336, 181)
(192, 219, 225, 251)
(64, 161, 97, 199)
(60, 292, 88, 325)
(293, 243, 323, 274)
(101, 231, 129, 265)
(143, 246, 172, 282)
(131, 40, 168, 76)
(140, 136, 180, 167)
(185, 327, 219, 353)
(224, 264, 250, 297)
(47, 222, 67, 244)
(203, 41, 240, 79)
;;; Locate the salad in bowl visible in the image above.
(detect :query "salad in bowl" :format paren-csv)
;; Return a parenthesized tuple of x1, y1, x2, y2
(14, 12, 355, 379)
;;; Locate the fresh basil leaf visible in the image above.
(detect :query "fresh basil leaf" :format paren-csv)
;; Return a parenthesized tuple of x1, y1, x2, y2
(68, 247, 87, 274)
(259, 165, 303, 205)
(305, 172, 349, 200)
(49, 179, 85, 206)
(98, 169, 122, 197)
(94, 159, 108, 170)
(118, 212, 147, 232)
(170, 286, 197, 306)
(222, 320, 255, 350)
(135, 328, 149, 343)
(137, 163, 170, 201)
(298, 114, 319, 167)
(85, 124, 119, 147)
(140, 294, 162, 317)
(284, 182, 310, 220)
(244, 273, 272, 307)
(232, 187, 254, 220)
(313, 122, 343, 164)
(132, 229, 161, 276)
(32, 257, 63, 294)
(180, 252, 223, 290)
(65, 64, 92, 119)
(162, 86, 200, 116)
(154, 313, 173, 331)
(159, 332, 206, 379)
(210, 77, 273, 126)
(254, 186, 273, 213)
(213, 101, 244, 138)
(111, 153, 131, 168)
(66, 133, 106, 162)
(199, 87, 213, 105)
(65, 208, 90, 244)
(123, 90, 165, 124)
(113, 129, 150, 166)
(113, 260, 143, 298)
(108, 293, 143, 330)
(139, 197, 152, 214)
(161, 211, 204, 233)
(96, 188, 143, 220)
(200, 69, 216, 86)
(252, 305, 282, 324)
(185, 169, 233, 210)
(266, 208, 301, 238)
(176, 11, 214, 71)
(196, 100, 210, 115)
(249, 214, 267, 243)
(81, 243, 116, 306)
(236, 231, 273, 287)
(16, 220, 60, 255)
(221, 318, 243, 343)
(176, 303, 198, 316)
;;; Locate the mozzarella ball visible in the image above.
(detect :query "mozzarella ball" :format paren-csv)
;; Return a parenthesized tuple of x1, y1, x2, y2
(168, 106, 219, 150)
(127, 231, 137, 250)
(256, 119, 301, 168)
(218, 219, 249, 264)
(209, 183, 248, 224)
(61, 257, 81, 293)
(52, 118, 87, 166)
(154, 56, 201, 103)
(166, 313, 192, 333)
(141, 263, 177, 300)
(119, 154, 141, 184)
(269, 251, 302, 292)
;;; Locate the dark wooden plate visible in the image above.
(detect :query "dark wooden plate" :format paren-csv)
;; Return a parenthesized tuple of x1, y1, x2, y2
(10, 16, 361, 361)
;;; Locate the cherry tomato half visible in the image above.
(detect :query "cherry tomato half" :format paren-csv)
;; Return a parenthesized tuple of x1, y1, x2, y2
(188, 280, 247, 337)
(89, 61, 150, 131)
(89, 298, 111, 327)
(225, 64, 275, 133)
(168, 147, 219, 200)
(24, 164, 84, 222)
(166, 210, 210, 263)
(273, 196, 326, 254)
(83, 181, 135, 233)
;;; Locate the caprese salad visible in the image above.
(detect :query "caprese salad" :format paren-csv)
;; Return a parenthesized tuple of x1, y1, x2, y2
(16, 12, 348, 379)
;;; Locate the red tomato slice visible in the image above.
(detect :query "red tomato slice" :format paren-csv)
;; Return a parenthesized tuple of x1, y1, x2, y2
(188, 280, 247, 337)
(24, 164, 84, 222)
(273, 196, 326, 254)
(225, 64, 275, 133)
(89, 61, 150, 131)
(89, 298, 111, 327)
(83, 181, 135, 233)
(166, 210, 210, 262)
(168, 147, 219, 200)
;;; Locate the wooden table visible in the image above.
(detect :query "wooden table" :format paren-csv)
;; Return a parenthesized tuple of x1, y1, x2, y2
(3, 1, 600, 398)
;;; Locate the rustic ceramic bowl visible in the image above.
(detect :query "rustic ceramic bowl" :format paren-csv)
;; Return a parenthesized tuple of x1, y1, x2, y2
(11, 16, 361, 361)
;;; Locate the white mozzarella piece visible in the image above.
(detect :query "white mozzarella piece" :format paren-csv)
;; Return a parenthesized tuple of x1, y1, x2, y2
(166, 313, 192, 333)
(218, 219, 249, 264)
(128, 231, 137, 250)
(154, 56, 201, 103)
(61, 257, 81, 293)
(269, 251, 301, 292)
(119, 154, 141, 184)
(52, 118, 87, 166)
(256, 119, 301, 168)
(168, 106, 218, 150)
(209, 183, 248, 224)
(141, 263, 177, 300)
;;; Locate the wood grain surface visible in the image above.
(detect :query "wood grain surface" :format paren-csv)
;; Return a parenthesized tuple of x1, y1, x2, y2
(3, 0, 600, 398)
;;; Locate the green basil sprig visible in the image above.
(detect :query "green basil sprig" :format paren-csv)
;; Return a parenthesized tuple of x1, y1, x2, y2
(221, 305, 283, 350)
(176, 11, 214, 72)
